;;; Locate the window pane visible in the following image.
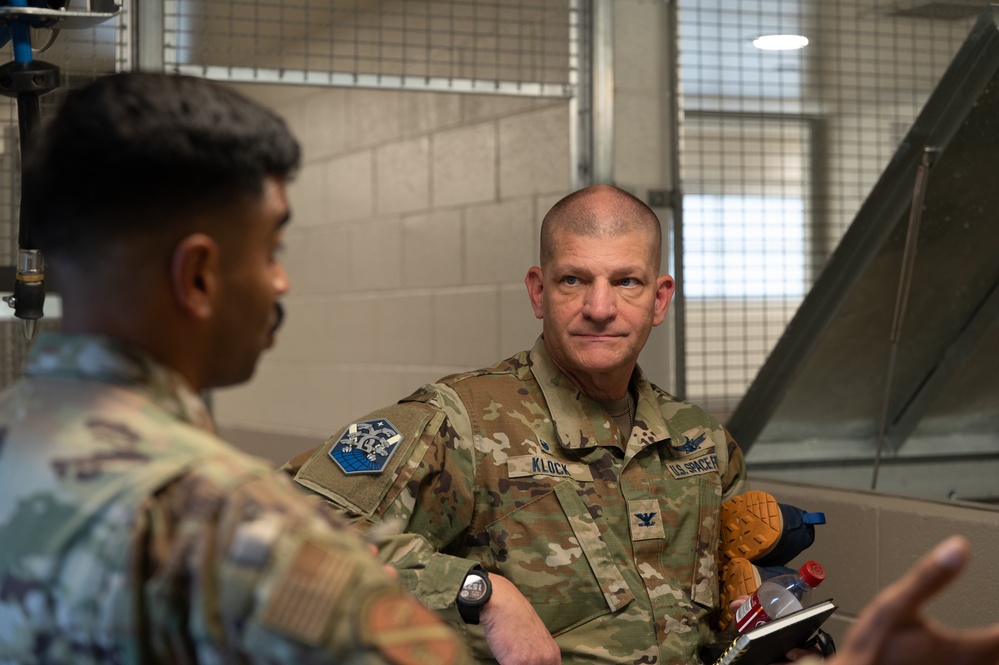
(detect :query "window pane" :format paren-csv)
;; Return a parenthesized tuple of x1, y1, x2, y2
(684, 194, 805, 299)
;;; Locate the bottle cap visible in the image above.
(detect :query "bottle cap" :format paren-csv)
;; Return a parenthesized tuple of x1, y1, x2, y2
(798, 560, 825, 587)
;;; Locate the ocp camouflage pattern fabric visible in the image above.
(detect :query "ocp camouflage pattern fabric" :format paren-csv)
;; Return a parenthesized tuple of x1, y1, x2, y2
(289, 337, 749, 664)
(0, 333, 468, 665)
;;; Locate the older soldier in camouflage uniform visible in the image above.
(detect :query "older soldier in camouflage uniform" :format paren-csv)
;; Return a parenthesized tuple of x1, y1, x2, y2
(285, 185, 749, 664)
(0, 73, 467, 665)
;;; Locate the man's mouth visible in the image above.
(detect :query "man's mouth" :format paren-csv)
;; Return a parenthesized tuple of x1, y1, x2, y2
(269, 302, 285, 336)
(572, 332, 624, 339)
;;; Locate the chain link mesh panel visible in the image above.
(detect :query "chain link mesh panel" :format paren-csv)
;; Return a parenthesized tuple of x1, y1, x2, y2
(677, 0, 983, 419)
(165, 0, 577, 97)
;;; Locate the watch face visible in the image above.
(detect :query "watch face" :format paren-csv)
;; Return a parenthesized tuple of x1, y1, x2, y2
(459, 574, 489, 603)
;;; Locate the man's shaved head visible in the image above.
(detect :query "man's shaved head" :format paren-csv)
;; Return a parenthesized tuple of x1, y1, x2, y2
(540, 184, 662, 269)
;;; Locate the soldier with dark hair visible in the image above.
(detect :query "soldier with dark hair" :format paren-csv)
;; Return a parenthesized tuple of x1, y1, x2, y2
(0, 72, 467, 665)
(285, 184, 748, 664)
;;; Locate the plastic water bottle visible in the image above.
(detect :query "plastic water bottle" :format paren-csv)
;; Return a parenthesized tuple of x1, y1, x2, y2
(733, 560, 825, 634)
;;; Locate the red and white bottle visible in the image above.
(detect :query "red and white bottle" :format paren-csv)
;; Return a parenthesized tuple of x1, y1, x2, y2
(733, 560, 826, 634)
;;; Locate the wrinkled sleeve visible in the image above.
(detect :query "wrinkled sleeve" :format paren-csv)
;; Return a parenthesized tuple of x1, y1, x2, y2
(371, 414, 481, 618)
(135, 453, 470, 664)
(286, 390, 482, 623)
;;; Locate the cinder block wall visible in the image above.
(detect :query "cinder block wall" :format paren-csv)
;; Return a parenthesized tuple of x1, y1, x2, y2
(754, 478, 999, 643)
(214, 83, 571, 462)
(213, 0, 680, 466)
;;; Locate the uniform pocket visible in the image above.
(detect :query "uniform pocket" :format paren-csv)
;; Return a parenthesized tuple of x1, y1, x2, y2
(484, 480, 633, 636)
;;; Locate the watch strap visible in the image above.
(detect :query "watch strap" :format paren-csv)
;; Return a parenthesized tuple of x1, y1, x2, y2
(457, 598, 482, 624)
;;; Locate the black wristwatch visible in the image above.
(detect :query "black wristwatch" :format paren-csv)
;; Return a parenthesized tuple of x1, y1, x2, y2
(456, 567, 492, 624)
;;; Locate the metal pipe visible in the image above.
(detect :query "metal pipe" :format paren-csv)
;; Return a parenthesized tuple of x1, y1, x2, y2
(664, 0, 685, 397)
(871, 145, 939, 490)
(591, 0, 613, 183)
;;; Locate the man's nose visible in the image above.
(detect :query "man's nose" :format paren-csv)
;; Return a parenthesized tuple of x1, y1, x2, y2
(582, 280, 616, 321)
(273, 261, 290, 296)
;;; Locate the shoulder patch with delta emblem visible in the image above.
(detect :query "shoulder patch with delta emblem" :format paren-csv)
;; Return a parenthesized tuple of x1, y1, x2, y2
(329, 419, 403, 475)
(671, 428, 708, 456)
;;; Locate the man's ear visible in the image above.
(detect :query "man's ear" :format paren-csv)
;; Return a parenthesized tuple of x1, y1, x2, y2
(652, 273, 675, 327)
(170, 233, 220, 321)
(525, 266, 546, 320)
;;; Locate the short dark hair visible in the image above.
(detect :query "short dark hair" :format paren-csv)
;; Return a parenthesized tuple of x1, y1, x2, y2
(22, 72, 301, 261)
(540, 184, 662, 268)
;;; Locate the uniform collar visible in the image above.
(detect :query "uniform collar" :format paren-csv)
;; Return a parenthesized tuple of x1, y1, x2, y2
(26, 332, 216, 434)
(529, 336, 668, 452)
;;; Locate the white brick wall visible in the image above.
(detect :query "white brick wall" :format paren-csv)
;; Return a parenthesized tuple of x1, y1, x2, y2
(375, 137, 431, 216)
(432, 123, 498, 208)
(214, 84, 569, 442)
(401, 210, 463, 287)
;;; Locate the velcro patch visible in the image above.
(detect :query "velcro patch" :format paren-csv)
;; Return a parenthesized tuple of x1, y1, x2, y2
(294, 404, 439, 516)
(670, 426, 713, 457)
(259, 540, 356, 645)
(360, 589, 464, 665)
(507, 455, 593, 482)
(628, 499, 665, 541)
(329, 419, 404, 475)
(665, 449, 719, 480)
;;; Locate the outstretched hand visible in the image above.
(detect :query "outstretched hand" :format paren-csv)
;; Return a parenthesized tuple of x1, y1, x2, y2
(829, 535, 999, 665)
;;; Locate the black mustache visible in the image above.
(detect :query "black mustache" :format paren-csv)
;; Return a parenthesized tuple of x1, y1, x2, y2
(271, 302, 285, 335)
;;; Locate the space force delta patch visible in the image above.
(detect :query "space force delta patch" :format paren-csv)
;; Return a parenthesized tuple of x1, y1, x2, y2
(329, 419, 404, 475)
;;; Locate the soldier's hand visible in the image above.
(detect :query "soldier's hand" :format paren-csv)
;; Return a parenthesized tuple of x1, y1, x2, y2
(364, 543, 398, 577)
(829, 535, 999, 665)
(480, 573, 561, 665)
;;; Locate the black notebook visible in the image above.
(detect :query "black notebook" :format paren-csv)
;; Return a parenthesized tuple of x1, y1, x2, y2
(711, 600, 837, 665)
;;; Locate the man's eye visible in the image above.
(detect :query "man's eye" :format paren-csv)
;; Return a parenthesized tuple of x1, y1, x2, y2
(619, 278, 637, 287)
(563, 276, 579, 285)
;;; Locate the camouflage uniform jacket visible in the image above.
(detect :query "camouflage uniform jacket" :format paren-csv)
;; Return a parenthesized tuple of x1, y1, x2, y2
(289, 337, 749, 664)
(0, 333, 467, 665)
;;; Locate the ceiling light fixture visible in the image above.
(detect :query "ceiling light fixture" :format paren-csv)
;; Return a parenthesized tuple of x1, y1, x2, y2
(753, 34, 809, 51)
